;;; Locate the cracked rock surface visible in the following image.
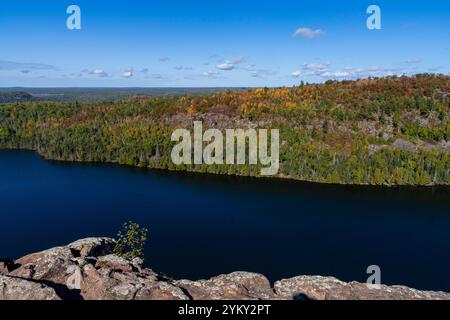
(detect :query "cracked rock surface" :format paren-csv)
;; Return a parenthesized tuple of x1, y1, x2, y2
(1, 238, 449, 300)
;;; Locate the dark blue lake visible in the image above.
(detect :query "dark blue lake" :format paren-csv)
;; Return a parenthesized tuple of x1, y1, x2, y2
(1, 150, 449, 292)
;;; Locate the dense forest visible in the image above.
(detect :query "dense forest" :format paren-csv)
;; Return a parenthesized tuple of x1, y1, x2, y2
(0, 74, 449, 186)
(0, 91, 36, 104)
(0, 87, 245, 103)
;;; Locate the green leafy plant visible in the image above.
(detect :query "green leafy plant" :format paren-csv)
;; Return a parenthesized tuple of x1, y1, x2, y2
(114, 221, 148, 261)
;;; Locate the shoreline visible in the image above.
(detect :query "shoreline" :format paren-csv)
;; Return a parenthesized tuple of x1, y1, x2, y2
(1, 148, 447, 189)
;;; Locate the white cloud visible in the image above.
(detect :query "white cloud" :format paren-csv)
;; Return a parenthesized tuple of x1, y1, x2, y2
(242, 64, 276, 78)
(122, 68, 134, 78)
(216, 61, 235, 70)
(201, 70, 223, 79)
(89, 69, 108, 77)
(301, 63, 330, 76)
(215, 56, 246, 71)
(302, 63, 415, 80)
(253, 69, 276, 78)
(293, 27, 325, 39)
(298, 61, 417, 80)
(321, 71, 350, 78)
(202, 70, 219, 76)
(291, 70, 301, 78)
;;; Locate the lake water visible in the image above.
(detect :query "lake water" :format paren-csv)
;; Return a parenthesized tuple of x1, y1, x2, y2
(1, 150, 449, 292)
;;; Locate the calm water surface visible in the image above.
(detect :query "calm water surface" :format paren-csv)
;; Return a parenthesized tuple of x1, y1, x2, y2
(0, 150, 449, 291)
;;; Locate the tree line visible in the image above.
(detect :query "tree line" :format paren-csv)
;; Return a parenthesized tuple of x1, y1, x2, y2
(0, 74, 448, 186)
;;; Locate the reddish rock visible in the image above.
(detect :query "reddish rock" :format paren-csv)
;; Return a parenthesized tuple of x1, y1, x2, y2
(9, 246, 76, 286)
(2, 238, 450, 301)
(134, 282, 189, 300)
(0, 275, 60, 300)
(0, 261, 11, 275)
(274, 275, 450, 300)
(68, 237, 115, 258)
(175, 272, 275, 300)
(95, 254, 135, 273)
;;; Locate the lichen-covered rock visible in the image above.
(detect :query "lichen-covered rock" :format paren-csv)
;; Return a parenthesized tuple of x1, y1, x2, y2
(175, 272, 275, 300)
(0, 275, 60, 300)
(95, 254, 135, 273)
(9, 246, 76, 285)
(0, 260, 11, 275)
(134, 282, 190, 300)
(67, 237, 115, 258)
(78, 263, 119, 300)
(274, 275, 450, 300)
(2, 238, 450, 300)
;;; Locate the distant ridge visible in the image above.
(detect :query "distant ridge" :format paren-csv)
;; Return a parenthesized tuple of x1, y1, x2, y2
(0, 87, 248, 103)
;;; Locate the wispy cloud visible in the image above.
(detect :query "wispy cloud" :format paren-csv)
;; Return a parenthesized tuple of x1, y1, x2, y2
(244, 64, 276, 78)
(216, 61, 235, 70)
(122, 68, 134, 78)
(300, 62, 415, 80)
(301, 63, 330, 76)
(159, 56, 170, 62)
(174, 66, 193, 71)
(122, 69, 134, 79)
(215, 56, 246, 71)
(151, 73, 166, 80)
(202, 70, 221, 78)
(405, 59, 423, 64)
(293, 27, 325, 39)
(88, 69, 108, 77)
(291, 70, 301, 78)
(320, 71, 351, 78)
(0, 60, 58, 71)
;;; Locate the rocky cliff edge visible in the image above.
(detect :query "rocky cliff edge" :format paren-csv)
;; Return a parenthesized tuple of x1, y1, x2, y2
(1, 238, 449, 300)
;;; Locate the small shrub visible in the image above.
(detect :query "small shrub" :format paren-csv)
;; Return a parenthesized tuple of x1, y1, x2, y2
(114, 221, 148, 261)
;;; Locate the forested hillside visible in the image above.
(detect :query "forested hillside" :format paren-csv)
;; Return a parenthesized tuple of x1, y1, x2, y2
(0, 74, 449, 186)
(0, 92, 36, 104)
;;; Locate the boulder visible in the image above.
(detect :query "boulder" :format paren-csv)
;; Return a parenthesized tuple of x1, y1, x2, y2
(134, 282, 190, 300)
(95, 254, 135, 273)
(0, 275, 60, 300)
(9, 246, 76, 284)
(67, 237, 115, 258)
(0, 260, 14, 275)
(175, 272, 275, 300)
(274, 275, 450, 300)
(2, 238, 450, 300)
(0, 262, 7, 275)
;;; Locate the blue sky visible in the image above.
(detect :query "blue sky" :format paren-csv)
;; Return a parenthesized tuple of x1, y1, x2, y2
(0, 0, 448, 87)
